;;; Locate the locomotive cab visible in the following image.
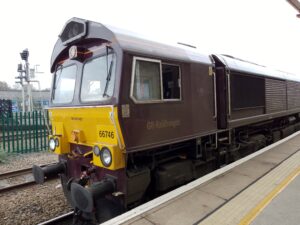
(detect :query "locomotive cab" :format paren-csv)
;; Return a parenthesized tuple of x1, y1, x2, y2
(48, 20, 126, 170)
(33, 18, 129, 222)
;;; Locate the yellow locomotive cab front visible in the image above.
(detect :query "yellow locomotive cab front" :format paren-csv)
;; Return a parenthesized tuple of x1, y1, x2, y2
(49, 106, 125, 170)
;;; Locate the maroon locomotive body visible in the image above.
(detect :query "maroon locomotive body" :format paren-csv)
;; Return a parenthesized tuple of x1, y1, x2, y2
(33, 18, 300, 223)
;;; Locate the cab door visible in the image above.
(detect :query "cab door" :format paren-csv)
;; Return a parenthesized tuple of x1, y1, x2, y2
(213, 55, 228, 129)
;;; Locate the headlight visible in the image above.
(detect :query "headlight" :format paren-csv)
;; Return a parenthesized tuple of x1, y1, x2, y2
(49, 138, 56, 151)
(93, 145, 101, 156)
(100, 147, 112, 167)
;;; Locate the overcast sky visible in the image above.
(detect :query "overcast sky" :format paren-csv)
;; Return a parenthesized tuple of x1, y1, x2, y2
(0, 0, 300, 89)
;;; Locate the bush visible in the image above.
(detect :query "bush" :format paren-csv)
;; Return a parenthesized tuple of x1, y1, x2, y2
(0, 150, 7, 163)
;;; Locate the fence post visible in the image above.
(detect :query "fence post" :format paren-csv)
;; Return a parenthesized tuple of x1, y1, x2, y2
(1, 110, 5, 151)
(15, 113, 19, 152)
(29, 112, 33, 152)
(24, 112, 28, 152)
(20, 112, 23, 153)
(12, 112, 15, 152)
(38, 111, 42, 151)
(35, 111, 38, 151)
(7, 112, 11, 153)
(43, 110, 49, 150)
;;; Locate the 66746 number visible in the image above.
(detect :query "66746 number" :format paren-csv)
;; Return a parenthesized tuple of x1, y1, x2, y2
(99, 130, 115, 139)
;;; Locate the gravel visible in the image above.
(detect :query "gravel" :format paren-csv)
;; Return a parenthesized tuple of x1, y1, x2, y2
(0, 151, 58, 173)
(0, 180, 72, 225)
(0, 151, 71, 225)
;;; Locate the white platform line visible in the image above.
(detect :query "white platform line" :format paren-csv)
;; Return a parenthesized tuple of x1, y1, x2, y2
(101, 131, 300, 225)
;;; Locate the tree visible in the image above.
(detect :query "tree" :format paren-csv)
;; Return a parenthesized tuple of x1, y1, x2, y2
(0, 81, 10, 91)
(12, 84, 22, 90)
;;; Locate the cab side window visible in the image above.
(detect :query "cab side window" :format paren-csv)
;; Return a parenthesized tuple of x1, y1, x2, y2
(162, 64, 180, 100)
(131, 57, 181, 103)
(132, 58, 162, 101)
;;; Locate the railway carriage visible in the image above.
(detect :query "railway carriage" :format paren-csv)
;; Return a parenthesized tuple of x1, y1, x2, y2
(33, 17, 300, 223)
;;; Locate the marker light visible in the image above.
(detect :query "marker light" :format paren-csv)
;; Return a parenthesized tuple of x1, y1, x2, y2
(69, 46, 78, 59)
(100, 147, 112, 167)
(93, 145, 101, 156)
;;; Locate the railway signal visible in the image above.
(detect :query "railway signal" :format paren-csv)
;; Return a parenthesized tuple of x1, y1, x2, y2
(15, 49, 44, 112)
(15, 49, 31, 112)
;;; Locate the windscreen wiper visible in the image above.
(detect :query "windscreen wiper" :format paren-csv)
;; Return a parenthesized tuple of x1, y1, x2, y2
(103, 47, 114, 97)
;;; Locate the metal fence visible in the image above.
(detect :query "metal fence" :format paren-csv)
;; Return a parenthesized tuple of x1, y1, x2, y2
(0, 99, 12, 119)
(0, 110, 50, 153)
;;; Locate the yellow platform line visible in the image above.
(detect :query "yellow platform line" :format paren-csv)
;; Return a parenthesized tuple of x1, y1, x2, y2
(239, 166, 300, 225)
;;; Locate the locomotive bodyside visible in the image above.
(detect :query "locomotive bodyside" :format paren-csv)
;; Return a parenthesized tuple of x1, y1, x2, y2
(119, 52, 217, 152)
(214, 54, 300, 129)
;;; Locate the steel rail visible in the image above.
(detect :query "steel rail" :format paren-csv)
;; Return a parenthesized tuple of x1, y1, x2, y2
(0, 163, 52, 180)
(37, 211, 74, 225)
(0, 163, 56, 193)
(0, 180, 36, 193)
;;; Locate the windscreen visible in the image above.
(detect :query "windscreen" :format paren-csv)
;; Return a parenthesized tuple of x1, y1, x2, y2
(80, 52, 116, 102)
(52, 64, 77, 104)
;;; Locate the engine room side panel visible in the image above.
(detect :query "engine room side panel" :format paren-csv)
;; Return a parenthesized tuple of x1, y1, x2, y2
(118, 52, 217, 152)
(227, 74, 300, 129)
(229, 71, 265, 121)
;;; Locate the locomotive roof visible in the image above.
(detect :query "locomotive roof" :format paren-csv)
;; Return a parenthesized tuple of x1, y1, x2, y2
(107, 24, 213, 65)
(51, 18, 212, 72)
(214, 54, 300, 82)
(52, 18, 300, 83)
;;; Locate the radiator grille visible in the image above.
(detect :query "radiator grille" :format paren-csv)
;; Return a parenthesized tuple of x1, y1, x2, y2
(287, 81, 300, 109)
(265, 79, 286, 113)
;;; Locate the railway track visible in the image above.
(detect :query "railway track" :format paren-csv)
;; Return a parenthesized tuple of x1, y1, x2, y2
(0, 164, 54, 193)
(37, 211, 74, 225)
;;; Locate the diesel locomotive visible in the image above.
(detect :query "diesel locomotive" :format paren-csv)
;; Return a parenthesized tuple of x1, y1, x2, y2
(33, 17, 300, 223)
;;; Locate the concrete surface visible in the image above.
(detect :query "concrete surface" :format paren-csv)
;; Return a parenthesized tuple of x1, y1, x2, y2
(199, 171, 255, 200)
(145, 190, 225, 225)
(251, 175, 300, 225)
(199, 150, 300, 225)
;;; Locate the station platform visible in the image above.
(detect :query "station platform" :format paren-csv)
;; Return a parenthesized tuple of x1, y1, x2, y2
(103, 131, 300, 225)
